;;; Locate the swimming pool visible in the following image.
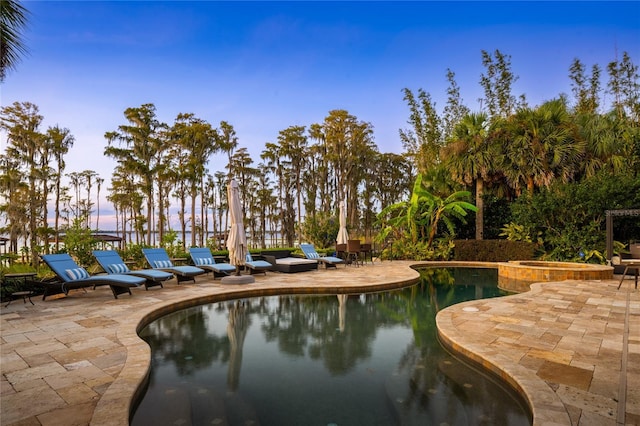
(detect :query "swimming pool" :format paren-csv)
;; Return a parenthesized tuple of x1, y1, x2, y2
(133, 268, 531, 425)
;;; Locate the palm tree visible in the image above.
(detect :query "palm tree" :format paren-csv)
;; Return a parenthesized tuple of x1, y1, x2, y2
(0, 0, 29, 82)
(47, 125, 74, 251)
(575, 111, 631, 178)
(502, 99, 584, 195)
(442, 112, 495, 239)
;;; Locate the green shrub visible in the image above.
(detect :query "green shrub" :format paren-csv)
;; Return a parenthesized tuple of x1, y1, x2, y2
(381, 238, 454, 261)
(119, 244, 150, 268)
(300, 211, 339, 249)
(63, 219, 98, 267)
(453, 240, 536, 261)
(509, 172, 640, 261)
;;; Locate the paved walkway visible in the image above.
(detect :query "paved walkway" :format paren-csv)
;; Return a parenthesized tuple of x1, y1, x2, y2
(1, 262, 638, 426)
(437, 275, 639, 426)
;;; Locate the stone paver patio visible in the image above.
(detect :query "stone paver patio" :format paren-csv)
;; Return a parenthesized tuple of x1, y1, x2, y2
(1, 261, 638, 425)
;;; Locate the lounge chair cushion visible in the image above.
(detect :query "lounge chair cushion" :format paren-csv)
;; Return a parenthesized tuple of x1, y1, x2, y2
(66, 268, 89, 280)
(108, 263, 130, 274)
(275, 258, 317, 266)
(154, 260, 173, 268)
(195, 257, 213, 266)
(263, 255, 318, 273)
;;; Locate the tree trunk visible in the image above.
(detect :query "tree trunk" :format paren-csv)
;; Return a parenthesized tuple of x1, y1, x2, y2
(527, 176, 535, 195)
(475, 178, 484, 240)
(191, 189, 197, 248)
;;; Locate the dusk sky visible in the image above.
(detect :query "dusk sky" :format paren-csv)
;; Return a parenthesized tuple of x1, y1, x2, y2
(1, 1, 639, 228)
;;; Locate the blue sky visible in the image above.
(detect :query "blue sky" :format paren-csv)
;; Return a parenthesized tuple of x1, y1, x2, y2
(2, 1, 639, 227)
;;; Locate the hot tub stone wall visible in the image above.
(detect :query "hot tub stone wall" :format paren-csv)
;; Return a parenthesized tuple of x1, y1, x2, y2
(498, 261, 613, 293)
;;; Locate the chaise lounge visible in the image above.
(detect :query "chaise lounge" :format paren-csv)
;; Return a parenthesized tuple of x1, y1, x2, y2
(244, 252, 273, 275)
(93, 250, 173, 290)
(299, 243, 344, 268)
(40, 253, 145, 300)
(189, 247, 238, 278)
(142, 248, 206, 284)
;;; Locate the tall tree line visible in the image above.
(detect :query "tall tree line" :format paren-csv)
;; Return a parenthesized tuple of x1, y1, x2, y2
(0, 102, 95, 266)
(101, 104, 412, 251)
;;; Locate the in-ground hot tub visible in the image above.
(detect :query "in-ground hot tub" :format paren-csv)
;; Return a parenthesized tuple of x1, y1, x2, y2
(498, 260, 613, 293)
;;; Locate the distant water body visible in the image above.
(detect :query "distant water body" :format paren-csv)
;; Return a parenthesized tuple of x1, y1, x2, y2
(1, 231, 283, 253)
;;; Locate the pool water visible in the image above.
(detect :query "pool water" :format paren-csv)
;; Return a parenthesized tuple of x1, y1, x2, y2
(133, 268, 531, 425)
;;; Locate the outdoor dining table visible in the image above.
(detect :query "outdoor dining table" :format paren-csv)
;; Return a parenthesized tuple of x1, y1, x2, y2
(3, 272, 38, 307)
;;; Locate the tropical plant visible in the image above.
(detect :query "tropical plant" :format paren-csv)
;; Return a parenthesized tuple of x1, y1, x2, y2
(442, 112, 496, 240)
(499, 222, 542, 245)
(501, 99, 584, 195)
(376, 174, 477, 253)
(0, 0, 29, 82)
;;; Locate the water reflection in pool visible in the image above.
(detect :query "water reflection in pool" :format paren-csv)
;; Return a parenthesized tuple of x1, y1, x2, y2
(133, 268, 531, 425)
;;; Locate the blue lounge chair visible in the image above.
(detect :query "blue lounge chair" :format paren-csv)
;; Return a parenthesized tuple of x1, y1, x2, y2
(40, 253, 144, 300)
(142, 248, 205, 284)
(245, 252, 272, 274)
(299, 243, 344, 268)
(188, 247, 238, 278)
(93, 250, 173, 290)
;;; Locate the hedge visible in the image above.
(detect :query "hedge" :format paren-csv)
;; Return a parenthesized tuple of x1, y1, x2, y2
(453, 240, 536, 262)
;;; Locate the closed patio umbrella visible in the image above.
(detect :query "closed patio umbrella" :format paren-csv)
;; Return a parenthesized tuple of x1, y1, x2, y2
(227, 300, 249, 392)
(337, 200, 349, 245)
(224, 179, 254, 284)
(337, 294, 347, 332)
